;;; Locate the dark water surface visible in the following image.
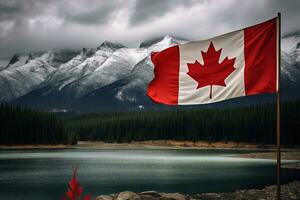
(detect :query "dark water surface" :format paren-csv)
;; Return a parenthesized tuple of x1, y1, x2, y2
(0, 149, 299, 200)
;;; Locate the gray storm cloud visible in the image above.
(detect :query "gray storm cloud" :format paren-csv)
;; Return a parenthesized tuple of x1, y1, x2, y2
(129, 0, 199, 25)
(0, 0, 299, 60)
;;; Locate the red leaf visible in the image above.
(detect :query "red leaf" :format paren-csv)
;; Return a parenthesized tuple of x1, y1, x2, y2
(66, 189, 76, 200)
(83, 194, 91, 200)
(61, 166, 93, 200)
(187, 42, 236, 99)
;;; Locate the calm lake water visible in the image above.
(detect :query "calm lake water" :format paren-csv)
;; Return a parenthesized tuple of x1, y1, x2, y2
(0, 149, 299, 200)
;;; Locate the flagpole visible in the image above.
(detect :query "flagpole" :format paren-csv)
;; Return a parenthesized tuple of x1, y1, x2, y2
(276, 12, 281, 200)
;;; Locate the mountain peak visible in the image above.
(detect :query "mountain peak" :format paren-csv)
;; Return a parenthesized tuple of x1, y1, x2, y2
(97, 41, 125, 50)
(139, 36, 165, 48)
(139, 35, 187, 48)
(6, 53, 32, 69)
(48, 49, 79, 67)
(163, 34, 173, 40)
(8, 54, 27, 65)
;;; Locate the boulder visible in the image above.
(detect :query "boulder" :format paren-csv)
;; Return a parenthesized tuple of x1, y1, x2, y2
(96, 195, 114, 200)
(139, 191, 161, 198)
(160, 193, 186, 200)
(139, 194, 158, 200)
(115, 191, 141, 200)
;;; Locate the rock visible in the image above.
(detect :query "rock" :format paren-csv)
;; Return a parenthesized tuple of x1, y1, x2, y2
(139, 191, 161, 198)
(96, 195, 114, 200)
(139, 194, 158, 200)
(199, 193, 221, 198)
(139, 191, 161, 200)
(160, 193, 186, 200)
(116, 191, 141, 200)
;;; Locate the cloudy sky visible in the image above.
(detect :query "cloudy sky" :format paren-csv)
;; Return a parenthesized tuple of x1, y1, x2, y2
(0, 0, 299, 60)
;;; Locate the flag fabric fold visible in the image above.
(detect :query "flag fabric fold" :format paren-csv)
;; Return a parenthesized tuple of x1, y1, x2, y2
(147, 18, 278, 105)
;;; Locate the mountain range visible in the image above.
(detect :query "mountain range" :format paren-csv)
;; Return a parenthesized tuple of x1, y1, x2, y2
(0, 34, 300, 113)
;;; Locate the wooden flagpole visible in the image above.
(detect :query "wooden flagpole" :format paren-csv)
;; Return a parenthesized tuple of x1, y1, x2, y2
(276, 12, 281, 200)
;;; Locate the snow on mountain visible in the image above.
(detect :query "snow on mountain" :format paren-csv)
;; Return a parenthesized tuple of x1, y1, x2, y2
(44, 48, 99, 90)
(281, 32, 300, 84)
(99, 40, 125, 50)
(0, 50, 77, 101)
(45, 49, 79, 68)
(0, 36, 186, 103)
(146, 34, 187, 51)
(41, 41, 125, 97)
(139, 34, 187, 49)
(71, 47, 149, 98)
(282, 31, 300, 53)
(0, 53, 54, 101)
(42, 35, 185, 99)
(5, 54, 31, 70)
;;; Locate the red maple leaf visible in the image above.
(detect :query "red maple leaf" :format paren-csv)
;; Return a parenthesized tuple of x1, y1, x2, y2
(61, 166, 92, 200)
(187, 42, 236, 99)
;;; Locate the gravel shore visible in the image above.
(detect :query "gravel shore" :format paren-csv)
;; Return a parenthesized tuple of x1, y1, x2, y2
(192, 181, 300, 200)
(96, 181, 300, 200)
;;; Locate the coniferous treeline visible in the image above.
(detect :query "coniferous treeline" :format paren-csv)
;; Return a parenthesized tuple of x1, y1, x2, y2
(65, 100, 300, 145)
(1, 100, 299, 145)
(0, 104, 74, 145)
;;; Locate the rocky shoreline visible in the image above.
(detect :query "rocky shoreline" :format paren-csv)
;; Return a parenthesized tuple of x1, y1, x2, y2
(96, 181, 300, 200)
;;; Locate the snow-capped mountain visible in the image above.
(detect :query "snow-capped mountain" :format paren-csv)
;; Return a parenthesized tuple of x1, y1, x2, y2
(41, 43, 123, 97)
(0, 50, 78, 102)
(1, 34, 300, 112)
(281, 31, 300, 85)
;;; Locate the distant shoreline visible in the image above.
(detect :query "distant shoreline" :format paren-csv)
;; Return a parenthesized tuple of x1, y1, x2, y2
(0, 140, 299, 150)
(75, 140, 300, 150)
(0, 144, 70, 150)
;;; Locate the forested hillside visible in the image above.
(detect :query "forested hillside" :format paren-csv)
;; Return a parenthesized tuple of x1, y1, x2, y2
(65, 100, 300, 145)
(0, 104, 73, 145)
(1, 100, 299, 145)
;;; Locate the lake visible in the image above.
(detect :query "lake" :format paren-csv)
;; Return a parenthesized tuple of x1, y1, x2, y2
(0, 149, 299, 200)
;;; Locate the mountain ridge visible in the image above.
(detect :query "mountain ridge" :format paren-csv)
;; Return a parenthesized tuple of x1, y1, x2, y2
(1, 34, 300, 112)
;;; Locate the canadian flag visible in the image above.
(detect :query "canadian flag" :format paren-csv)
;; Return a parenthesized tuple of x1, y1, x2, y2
(147, 18, 279, 105)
